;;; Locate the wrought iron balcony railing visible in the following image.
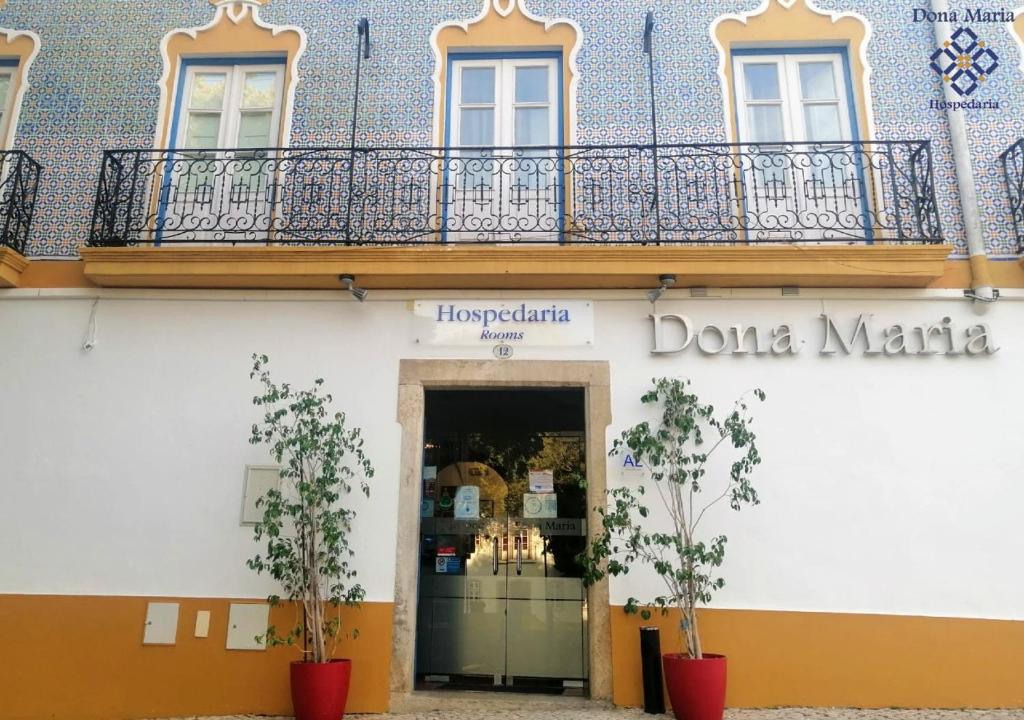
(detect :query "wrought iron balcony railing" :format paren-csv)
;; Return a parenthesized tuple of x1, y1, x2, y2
(1000, 138, 1024, 253)
(0, 150, 41, 255)
(88, 140, 943, 247)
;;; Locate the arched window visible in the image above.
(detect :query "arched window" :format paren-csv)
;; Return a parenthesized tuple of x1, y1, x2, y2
(156, 0, 305, 151)
(147, 0, 305, 243)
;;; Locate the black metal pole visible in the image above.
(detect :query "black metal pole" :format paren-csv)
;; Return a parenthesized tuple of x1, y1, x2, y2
(345, 18, 370, 244)
(349, 18, 370, 152)
(643, 11, 662, 245)
(640, 626, 665, 714)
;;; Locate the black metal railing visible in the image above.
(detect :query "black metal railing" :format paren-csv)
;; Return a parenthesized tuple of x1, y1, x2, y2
(0, 150, 41, 254)
(88, 140, 943, 247)
(1000, 138, 1024, 253)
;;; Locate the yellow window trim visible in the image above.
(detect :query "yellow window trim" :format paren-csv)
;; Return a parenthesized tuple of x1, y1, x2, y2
(1011, 9, 1024, 76)
(0, 24, 40, 150)
(154, 0, 306, 151)
(711, 0, 873, 145)
(430, 0, 582, 147)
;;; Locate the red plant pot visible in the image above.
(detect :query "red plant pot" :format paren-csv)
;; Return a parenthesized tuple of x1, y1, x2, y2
(662, 653, 727, 720)
(290, 659, 352, 720)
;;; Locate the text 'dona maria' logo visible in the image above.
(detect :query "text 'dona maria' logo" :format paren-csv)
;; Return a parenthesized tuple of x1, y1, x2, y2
(930, 26, 999, 97)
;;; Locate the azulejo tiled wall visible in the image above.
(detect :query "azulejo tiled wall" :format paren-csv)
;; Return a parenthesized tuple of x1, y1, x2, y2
(3, 0, 1022, 257)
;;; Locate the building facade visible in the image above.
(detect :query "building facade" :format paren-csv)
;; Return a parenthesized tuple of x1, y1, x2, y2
(1, 0, 1023, 718)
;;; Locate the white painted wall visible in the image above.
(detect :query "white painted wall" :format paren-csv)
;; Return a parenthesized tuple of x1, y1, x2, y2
(0, 290, 1021, 621)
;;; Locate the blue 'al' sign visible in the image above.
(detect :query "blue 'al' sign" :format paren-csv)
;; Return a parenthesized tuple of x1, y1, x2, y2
(623, 454, 644, 468)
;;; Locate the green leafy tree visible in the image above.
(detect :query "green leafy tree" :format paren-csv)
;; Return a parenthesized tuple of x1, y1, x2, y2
(247, 354, 374, 663)
(579, 377, 765, 659)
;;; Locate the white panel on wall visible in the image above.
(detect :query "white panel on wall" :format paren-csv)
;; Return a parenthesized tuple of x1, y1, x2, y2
(142, 602, 179, 645)
(226, 602, 269, 651)
(194, 609, 211, 638)
(242, 466, 280, 525)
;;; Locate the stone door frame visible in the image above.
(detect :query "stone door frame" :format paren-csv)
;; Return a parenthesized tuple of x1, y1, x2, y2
(389, 359, 612, 703)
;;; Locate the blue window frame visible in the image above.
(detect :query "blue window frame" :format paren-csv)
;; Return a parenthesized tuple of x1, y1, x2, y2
(0, 58, 21, 141)
(168, 56, 287, 151)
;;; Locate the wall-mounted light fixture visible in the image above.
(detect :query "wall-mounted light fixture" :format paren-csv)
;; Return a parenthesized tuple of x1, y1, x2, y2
(647, 274, 676, 303)
(339, 274, 368, 302)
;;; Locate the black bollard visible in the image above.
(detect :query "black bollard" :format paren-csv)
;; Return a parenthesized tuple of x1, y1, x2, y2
(639, 626, 665, 714)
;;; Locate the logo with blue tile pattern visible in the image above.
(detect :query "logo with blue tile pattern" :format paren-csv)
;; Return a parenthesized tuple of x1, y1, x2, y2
(930, 26, 999, 97)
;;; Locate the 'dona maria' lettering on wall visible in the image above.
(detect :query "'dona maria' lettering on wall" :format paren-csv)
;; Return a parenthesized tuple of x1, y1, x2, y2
(651, 313, 998, 357)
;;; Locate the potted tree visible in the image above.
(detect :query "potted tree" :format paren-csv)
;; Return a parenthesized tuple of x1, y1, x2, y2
(580, 377, 765, 720)
(247, 354, 374, 720)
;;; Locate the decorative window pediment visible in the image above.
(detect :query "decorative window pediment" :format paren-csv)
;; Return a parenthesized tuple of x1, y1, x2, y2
(431, 0, 581, 146)
(155, 0, 305, 149)
(1010, 11, 1024, 74)
(711, 0, 873, 143)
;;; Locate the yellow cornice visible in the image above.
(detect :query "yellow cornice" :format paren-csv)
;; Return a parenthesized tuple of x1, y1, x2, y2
(78, 244, 953, 290)
(0, 247, 28, 287)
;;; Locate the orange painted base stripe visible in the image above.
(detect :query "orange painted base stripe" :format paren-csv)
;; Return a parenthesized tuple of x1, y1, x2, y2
(611, 607, 1024, 708)
(0, 595, 392, 720)
(5, 594, 1024, 718)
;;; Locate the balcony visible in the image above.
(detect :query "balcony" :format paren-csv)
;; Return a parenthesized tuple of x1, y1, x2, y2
(1001, 138, 1024, 256)
(0, 150, 42, 287)
(82, 140, 951, 289)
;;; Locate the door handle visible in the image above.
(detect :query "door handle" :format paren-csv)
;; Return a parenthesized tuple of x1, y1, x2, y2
(492, 536, 499, 575)
(515, 535, 522, 576)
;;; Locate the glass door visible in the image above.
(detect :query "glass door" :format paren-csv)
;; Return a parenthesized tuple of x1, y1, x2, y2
(415, 389, 588, 693)
(418, 511, 507, 683)
(161, 64, 284, 243)
(734, 53, 864, 241)
(505, 513, 588, 684)
(446, 57, 560, 242)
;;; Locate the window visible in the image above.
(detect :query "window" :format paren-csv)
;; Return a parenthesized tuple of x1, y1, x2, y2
(445, 55, 561, 240)
(0, 68, 13, 137)
(732, 51, 866, 241)
(174, 63, 284, 151)
(0, 59, 20, 145)
(734, 52, 853, 143)
(450, 57, 558, 152)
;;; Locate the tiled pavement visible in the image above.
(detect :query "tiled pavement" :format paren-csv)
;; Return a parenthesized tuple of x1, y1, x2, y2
(155, 691, 1024, 720)
(158, 711, 1024, 719)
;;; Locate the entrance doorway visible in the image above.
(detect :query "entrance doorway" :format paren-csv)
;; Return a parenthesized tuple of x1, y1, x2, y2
(414, 388, 589, 694)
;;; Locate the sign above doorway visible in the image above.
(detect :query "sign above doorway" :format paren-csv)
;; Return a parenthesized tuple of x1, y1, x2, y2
(413, 300, 594, 346)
